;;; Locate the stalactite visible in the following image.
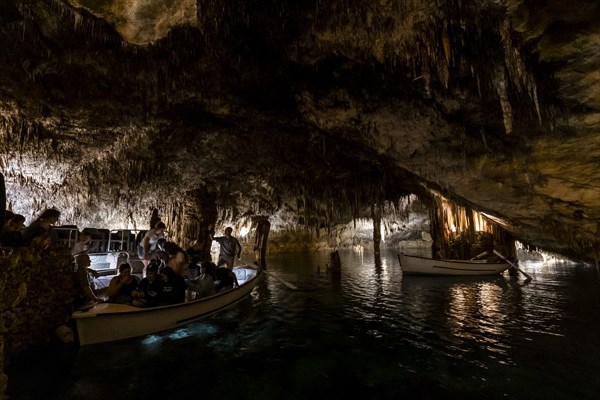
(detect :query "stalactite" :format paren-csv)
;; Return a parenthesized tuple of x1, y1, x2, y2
(423, 189, 515, 259)
(494, 67, 514, 134)
(500, 19, 543, 127)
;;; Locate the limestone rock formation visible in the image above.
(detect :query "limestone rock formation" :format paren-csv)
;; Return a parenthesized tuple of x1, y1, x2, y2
(0, 0, 598, 262)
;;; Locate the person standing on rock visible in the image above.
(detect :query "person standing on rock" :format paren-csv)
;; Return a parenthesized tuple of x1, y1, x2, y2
(213, 227, 241, 270)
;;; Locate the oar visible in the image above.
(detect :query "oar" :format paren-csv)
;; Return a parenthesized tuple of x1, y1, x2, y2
(470, 251, 489, 260)
(263, 270, 299, 290)
(493, 250, 532, 280)
(239, 258, 300, 290)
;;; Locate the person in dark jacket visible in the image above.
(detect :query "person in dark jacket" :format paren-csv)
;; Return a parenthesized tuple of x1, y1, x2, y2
(158, 266, 186, 305)
(0, 213, 25, 247)
(132, 262, 163, 307)
(187, 261, 217, 298)
(214, 266, 239, 293)
(22, 208, 60, 247)
(107, 263, 139, 304)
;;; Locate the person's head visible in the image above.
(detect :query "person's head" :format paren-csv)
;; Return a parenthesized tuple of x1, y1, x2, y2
(11, 214, 25, 227)
(146, 262, 158, 280)
(224, 227, 233, 236)
(163, 241, 182, 256)
(75, 254, 91, 268)
(6, 214, 25, 230)
(160, 266, 175, 282)
(155, 222, 166, 235)
(200, 261, 215, 275)
(118, 262, 132, 276)
(37, 208, 61, 225)
(79, 230, 92, 243)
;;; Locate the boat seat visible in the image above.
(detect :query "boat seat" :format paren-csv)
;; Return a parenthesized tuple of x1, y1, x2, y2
(233, 268, 248, 284)
(85, 228, 109, 252)
(108, 229, 136, 252)
(92, 262, 112, 270)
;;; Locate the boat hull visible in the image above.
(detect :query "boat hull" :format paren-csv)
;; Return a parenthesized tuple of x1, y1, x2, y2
(398, 253, 510, 276)
(73, 267, 260, 345)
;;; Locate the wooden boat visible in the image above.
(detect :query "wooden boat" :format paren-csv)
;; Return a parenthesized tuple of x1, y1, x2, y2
(72, 266, 261, 346)
(398, 253, 510, 276)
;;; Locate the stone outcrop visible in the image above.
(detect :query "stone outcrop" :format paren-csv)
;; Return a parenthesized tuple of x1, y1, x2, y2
(0, 0, 597, 263)
(0, 246, 74, 397)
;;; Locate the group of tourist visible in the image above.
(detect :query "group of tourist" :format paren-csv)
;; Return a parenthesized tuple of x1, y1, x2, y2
(74, 217, 243, 308)
(1, 207, 244, 309)
(0, 208, 61, 248)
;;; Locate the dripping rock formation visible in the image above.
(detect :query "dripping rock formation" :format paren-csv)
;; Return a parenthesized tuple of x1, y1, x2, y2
(0, 0, 598, 262)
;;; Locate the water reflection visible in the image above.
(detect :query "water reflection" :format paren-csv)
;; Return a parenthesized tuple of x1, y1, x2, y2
(8, 251, 600, 400)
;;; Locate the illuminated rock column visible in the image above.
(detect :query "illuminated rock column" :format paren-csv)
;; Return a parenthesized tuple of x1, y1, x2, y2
(372, 203, 382, 258)
(170, 189, 217, 255)
(253, 217, 270, 269)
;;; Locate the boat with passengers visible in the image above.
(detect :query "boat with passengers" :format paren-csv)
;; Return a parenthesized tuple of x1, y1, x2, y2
(72, 265, 261, 345)
(52, 225, 262, 345)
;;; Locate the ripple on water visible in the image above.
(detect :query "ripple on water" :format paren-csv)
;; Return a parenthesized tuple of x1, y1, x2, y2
(7, 251, 600, 400)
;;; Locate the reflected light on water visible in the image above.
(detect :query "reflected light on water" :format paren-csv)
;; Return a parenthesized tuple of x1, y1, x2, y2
(447, 282, 508, 350)
(8, 250, 600, 400)
(141, 334, 163, 346)
(141, 322, 221, 349)
(168, 328, 193, 340)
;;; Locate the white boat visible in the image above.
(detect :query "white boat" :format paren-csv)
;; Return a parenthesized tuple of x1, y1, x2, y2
(398, 253, 510, 276)
(72, 266, 261, 346)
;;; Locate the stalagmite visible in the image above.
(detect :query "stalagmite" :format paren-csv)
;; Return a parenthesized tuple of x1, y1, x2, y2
(371, 203, 382, 258)
(253, 218, 270, 269)
(329, 250, 341, 274)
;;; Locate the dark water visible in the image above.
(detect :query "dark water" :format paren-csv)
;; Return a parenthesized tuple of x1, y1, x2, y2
(8, 250, 600, 400)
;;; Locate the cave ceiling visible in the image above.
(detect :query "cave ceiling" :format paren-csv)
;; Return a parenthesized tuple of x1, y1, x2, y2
(0, 0, 599, 262)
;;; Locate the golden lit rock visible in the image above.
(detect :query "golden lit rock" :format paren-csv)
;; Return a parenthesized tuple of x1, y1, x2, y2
(67, 0, 197, 44)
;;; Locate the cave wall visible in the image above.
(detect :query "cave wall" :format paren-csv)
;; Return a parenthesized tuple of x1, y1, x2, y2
(0, 0, 598, 262)
(0, 248, 74, 379)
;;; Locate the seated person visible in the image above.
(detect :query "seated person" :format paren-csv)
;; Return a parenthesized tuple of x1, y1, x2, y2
(214, 265, 239, 293)
(0, 213, 26, 247)
(146, 258, 160, 274)
(22, 208, 61, 247)
(158, 266, 186, 305)
(107, 263, 139, 304)
(187, 261, 216, 298)
(74, 254, 102, 305)
(132, 262, 163, 307)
